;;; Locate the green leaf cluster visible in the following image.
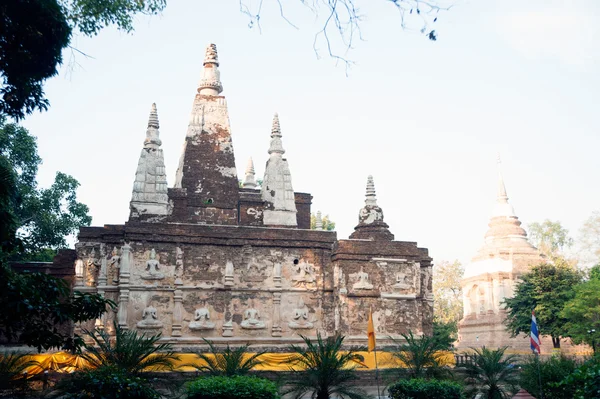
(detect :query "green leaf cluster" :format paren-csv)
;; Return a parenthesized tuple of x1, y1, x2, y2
(519, 355, 577, 399)
(282, 333, 368, 399)
(561, 265, 600, 347)
(77, 323, 179, 374)
(57, 366, 161, 399)
(188, 338, 265, 376)
(0, 352, 37, 391)
(502, 262, 582, 348)
(462, 347, 520, 399)
(388, 378, 463, 399)
(186, 375, 279, 399)
(388, 331, 451, 379)
(555, 357, 600, 399)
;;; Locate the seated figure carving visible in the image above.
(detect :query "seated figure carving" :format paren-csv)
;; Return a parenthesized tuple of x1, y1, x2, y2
(288, 299, 313, 329)
(189, 302, 215, 330)
(142, 249, 164, 280)
(392, 272, 412, 291)
(137, 305, 163, 329)
(292, 261, 315, 284)
(352, 267, 374, 290)
(241, 307, 266, 329)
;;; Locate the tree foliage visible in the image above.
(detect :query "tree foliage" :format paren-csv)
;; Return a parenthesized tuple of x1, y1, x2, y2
(186, 375, 279, 399)
(388, 378, 463, 399)
(433, 259, 463, 325)
(503, 262, 582, 348)
(0, 0, 166, 120)
(528, 219, 574, 258)
(388, 331, 450, 379)
(283, 333, 368, 399)
(578, 211, 600, 268)
(310, 213, 336, 231)
(561, 264, 600, 347)
(188, 339, 265, 377)
(462, 347, 520, 399)
(0, 120, 91, 259)
(77, 323, 178, 374)
(519, 355, 577, 399)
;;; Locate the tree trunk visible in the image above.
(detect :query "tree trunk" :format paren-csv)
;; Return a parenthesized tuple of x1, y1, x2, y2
(316, 390, 329, 399)
(552, 335, 561, 349)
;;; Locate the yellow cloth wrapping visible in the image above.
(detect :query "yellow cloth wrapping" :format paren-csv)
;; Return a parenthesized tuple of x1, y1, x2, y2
(24, 350, 456, 374)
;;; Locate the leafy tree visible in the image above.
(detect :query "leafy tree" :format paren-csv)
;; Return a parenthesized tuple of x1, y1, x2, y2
(188, 339, 265, 376)
(462, 347, 520, 399)
(77, 323, 178, 374)
(283, 333, 368, 399)
(0, 0, 166, 120)
(578, 211, 600, 267)
(388, 331, 450, 379)
(0, 120, 91, 260)
(310, 213, 336, 231)
(519, 354, 577, 399)
(0, 266, 113, 352)
(561, 264, 600, 349)
(503, 262, 582, 348)
(433, 260, 463, 325)
(528, 219, 574, 258)
(555, 357, 600, 399)
(432, 320, 457, 351)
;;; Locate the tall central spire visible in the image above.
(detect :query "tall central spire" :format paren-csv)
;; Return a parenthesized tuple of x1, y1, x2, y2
(491, 156, 516, 218)
(172, 44, 240, 224)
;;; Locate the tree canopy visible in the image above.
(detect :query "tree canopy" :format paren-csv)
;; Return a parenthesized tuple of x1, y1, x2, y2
(528, 219, 574, 258)
(503, 261, 582, 348)
(561, 265, 600, 348)
(432, 259, 463, 325)
(0, 120, 91, 260)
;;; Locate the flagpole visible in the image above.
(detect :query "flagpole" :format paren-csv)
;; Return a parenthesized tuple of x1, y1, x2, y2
(374, 346, 381, 399)
(369, 307, 381, 399)
(536, 352, 544, 399)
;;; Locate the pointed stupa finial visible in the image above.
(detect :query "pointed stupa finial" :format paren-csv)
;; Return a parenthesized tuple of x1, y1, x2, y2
(198, 43, 223, 95)
(148, 103, 159, 129)
(268, 113, 285, 155)
(365, 175, 377, 206)
(496, 155, 508, 203)
(144, 103, 161, 148)
(242, 157, 258, 189)
(315, 211, 323, 230)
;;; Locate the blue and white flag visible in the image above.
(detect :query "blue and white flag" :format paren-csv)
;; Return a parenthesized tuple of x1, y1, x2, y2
(530, 310, 541, 355)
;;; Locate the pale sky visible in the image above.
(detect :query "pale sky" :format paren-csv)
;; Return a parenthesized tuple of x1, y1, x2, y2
(21, 0, 600, 266)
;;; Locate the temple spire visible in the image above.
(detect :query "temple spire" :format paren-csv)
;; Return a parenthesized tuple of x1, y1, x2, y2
(242, 157, 258, 189)
(262, 113, 297, 226)
(491, 156, 516, 218)
(349, 175, 394, 240)
(315, 211, 323, 230)
(198, 43, 223, 95)
(130, 103, 169, 219)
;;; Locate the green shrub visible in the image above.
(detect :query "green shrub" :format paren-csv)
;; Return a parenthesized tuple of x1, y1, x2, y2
(519, 355, 577, 399)
(56, 366, 161, 399)
(556, 357, 600, 399)
(388, 378, 463, 399)
(186, 375, 278, 399)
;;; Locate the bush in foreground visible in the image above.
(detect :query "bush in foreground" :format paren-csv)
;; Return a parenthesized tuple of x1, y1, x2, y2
(388, 378, 463, 399)
(186, 375, 278, 399)
(55, 366, 161, 399)
(520, 354, 577, 399)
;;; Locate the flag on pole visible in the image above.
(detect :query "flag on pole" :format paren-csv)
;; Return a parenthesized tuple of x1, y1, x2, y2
(530, 310, 541, 355)
(367, 309, 376, 352)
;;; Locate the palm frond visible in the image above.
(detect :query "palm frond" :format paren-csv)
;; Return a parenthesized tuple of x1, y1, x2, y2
(0, 352, 38, 389)
(462, 347, 520, 399)
(388, 330, 450, 379)
(184, 338, 265, 376)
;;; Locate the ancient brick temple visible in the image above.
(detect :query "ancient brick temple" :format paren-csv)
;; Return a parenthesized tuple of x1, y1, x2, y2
(456, 160, 549, 352)
(75, 44, 433, 349)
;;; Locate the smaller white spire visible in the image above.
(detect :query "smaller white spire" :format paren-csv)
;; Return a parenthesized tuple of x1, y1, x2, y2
(148, 103, 159, 129)
(315, 211, 323, 230)
(491, 156, 516, 218)
(365, 175, 378, 206)
(268, 113, 285, 155)
(496, 155, 508, 203)
(242, 157, 258, 189)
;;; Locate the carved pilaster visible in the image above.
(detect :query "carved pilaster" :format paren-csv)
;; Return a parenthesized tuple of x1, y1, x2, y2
(224, 261, 234, 287)
(74, 259, 84, 287)
(172, 281, 183, 337)
(117, 243, 132, 330)
(96, 244, 108, 329)
(271, 292, 282, 337)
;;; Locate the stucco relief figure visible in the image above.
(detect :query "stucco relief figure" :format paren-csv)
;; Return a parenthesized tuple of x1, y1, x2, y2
(224, 261, 234, 286)
(288, 299, 313, 329)
(292, 261, 315, 286)
(241, 306, 265, 329)
(189, 301, 215, 330)
(175, 247, 184, 279)
(137, 305, 163, 329)
(334, 306, 340, 331)
(358, 206, 383, 225)
(352, 267, 374, 290)
(142, 249, 164, 280)
(393, 272, 412, 291)
(110, 247, 120, 283)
